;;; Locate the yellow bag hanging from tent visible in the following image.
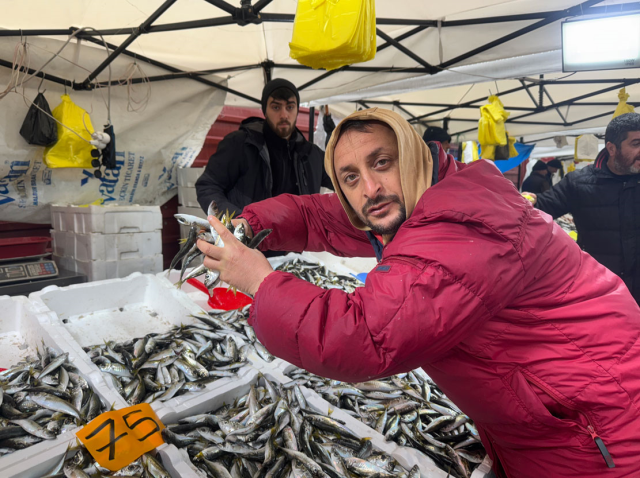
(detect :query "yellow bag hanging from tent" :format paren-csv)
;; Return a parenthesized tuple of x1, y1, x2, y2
(478, 95, 510, 159)
(612, 87, 635, 119)
(43, 94, 95, 168)
(289, 0, 376, 70)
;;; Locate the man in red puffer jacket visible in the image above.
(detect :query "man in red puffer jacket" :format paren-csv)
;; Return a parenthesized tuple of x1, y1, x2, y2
(197, 108, 640, 478)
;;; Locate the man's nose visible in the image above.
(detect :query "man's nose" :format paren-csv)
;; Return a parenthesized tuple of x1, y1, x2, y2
(362, 173, 381, 198)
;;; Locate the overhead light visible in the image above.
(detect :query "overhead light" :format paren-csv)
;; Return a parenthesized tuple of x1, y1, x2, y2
(562, 13, 640, 72)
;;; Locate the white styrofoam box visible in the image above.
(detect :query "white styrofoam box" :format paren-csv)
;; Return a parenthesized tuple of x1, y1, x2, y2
(52, 230, 162, 262)
(307, 250, 378, 275)
(30, 273, 253, 411)
(0, 296, 126, 475)
(54, 254, 163, 281)
(1, 434, 179, 478)
(178, 186, 199, 208)
(51, 204, 162, 234)
(177, 167, 204, 188)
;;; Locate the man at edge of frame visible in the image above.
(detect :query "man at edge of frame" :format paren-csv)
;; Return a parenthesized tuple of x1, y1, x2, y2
(197, 108, 640, 478)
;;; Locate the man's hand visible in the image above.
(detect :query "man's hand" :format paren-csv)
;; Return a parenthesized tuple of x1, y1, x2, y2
(232, 218, 253, 239)
(197, 216, 272, 295)
(522, 192, 537, 205)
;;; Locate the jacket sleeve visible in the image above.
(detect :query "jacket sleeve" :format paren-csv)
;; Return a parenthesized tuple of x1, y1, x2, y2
(240, 192, 374, 257)
(249, 256, 495, 382)
(195, 133, 244, 217)
(535, 173, 574, 219)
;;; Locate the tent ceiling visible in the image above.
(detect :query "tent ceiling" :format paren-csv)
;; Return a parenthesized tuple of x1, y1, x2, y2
(2, 0, 640, 140)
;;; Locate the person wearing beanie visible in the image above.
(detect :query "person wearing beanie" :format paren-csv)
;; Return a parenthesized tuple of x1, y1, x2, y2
(521, 159, 558, 194)
(196, 78, 333, 224)
(197, 108, 640, 477)
(422, 126, 452, 151)
(530, 113, 640, 303)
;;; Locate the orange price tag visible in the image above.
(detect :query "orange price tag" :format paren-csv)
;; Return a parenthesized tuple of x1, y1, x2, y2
(76, 403, 165, 471)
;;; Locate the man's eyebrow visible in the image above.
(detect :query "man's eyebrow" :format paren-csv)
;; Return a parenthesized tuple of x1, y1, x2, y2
(338, 164, 355, 174)
(367, 147, 386, 159)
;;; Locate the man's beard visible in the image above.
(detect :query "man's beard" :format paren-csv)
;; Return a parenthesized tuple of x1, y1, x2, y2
(267, 117, 294, 139)
(612, 150, 640, 175)
(358, 194, 406, 235)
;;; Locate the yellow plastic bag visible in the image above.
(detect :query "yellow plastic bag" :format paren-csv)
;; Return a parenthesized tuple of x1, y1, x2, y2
(612, 87, 635, 119)
(43, 94, 95, 168)
(289, 0, 376, 70)
(478, 95, 509, 147)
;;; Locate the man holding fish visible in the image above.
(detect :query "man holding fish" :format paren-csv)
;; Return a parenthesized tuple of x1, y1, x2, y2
(197, 108, 640, 478)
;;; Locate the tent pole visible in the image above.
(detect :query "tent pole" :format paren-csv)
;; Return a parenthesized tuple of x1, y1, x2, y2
(375, 28, 436, 72)
(253, 0, 275, 13)
(82, 0, 178, 87)
(308, 107, 315, 143)
(0, 58, 69, 86)
(202, 0, 236, 15)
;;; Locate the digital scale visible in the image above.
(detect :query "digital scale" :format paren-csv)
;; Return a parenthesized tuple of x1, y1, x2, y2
(0, 257, 58, 284)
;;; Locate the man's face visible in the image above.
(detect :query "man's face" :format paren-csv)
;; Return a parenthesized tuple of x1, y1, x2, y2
(548, 167, 559, 175)
(334, 123, 405, 238)
(607, 131, 640, 175)
(265, 96, 298, 140)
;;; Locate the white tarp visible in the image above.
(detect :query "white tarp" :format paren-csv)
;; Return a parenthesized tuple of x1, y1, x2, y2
(0, 36, 226, 223)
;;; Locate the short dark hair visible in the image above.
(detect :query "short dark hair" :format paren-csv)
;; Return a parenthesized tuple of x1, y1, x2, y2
(336, 119, 392, 143)
(605, 113, 640, 148)
(269, 87, 297, 105)
(423, 126, 451, 144)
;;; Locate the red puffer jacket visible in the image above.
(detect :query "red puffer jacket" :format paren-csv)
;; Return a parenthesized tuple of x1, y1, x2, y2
(241, 155, 640, 478)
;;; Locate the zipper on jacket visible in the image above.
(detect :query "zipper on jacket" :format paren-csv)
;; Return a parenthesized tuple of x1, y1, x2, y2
(521, 369, 615, 468)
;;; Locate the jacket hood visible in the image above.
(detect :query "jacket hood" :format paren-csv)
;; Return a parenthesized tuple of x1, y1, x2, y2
(324, 108, 434, 231)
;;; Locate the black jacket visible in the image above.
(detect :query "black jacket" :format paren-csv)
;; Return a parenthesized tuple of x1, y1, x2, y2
(521, 171, 551, 194)
(536, 150, 640, 303)
(196, 117, 333, 217)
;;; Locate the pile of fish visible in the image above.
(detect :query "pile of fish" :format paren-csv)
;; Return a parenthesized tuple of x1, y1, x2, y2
(285, 368, 486, 478)
(555, 213, 577, 236)
(275, 259, 363, 294)
(84, 315, 248, 405)
(0, 346, 106, 456)
(162, 374, 420, 478)
(38, 442, 172, 478)
(173, 203, 271, 294)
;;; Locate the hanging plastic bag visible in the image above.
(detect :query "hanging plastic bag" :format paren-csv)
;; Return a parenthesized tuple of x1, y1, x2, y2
(43, 94, 95, 168)
(19, 92, 58, 146)
(574, 134, 599, 161)
(612, 87, 635, 119)
(289, 0, 376, 70)
(478, 95, 510, 159)
(461, 141, 479, 163)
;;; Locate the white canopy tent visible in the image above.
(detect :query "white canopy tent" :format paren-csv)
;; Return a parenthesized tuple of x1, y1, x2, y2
(3, 0, 640, 142)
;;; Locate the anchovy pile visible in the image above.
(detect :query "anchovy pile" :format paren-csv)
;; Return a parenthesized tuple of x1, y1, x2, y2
(84, 315, 248, 405)
(555, 213, 577, 235)
(286, 368, 486, 478)
(0, 347, 106, 456)
(173, 203, 271, 293)
(162, 374, 420, 478)
(276, 259, 363, 293)
(39, 443, 171, 478)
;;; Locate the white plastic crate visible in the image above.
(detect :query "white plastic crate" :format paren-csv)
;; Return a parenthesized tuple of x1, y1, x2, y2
(177, 167, 204, 188)
(30, 273, 253, 411)
(51, 204, 162, 234)
(54, 254, 163, 281)
(51, 230, 162, 262)
(0, 296, 126, 476)
(177, 186, 199, 207)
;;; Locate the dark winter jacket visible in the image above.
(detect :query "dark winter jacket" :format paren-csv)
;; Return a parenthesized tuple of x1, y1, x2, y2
(196, 117, 333, 217)
(536, 150, 640, 303)
(521, 171, 551, 194)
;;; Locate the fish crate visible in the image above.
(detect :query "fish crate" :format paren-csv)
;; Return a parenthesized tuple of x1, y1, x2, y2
(51, 204, 162, 234)
(0, 432, 179, 478)
(53, 253, 164, 281)
(156, 368, 431, 478)
(0, 296, 126, 476)
(51, 230, 162, 262)
(177, 167, 204, 188)
(30, 273, 253, 414)
(178, 186, 199, 208)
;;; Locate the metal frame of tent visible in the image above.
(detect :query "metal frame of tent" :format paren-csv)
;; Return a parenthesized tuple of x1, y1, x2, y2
(1, 0, 640, 140)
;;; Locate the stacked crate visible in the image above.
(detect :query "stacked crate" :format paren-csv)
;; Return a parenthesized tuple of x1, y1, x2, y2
(50, 204, 163, 281)
(177, 167, 206, 239)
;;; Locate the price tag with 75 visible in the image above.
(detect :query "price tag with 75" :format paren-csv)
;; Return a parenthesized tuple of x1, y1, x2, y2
(76, 403, 165, 471)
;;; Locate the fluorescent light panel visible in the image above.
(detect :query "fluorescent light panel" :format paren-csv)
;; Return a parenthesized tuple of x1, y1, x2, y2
(562, 13, 640, 71)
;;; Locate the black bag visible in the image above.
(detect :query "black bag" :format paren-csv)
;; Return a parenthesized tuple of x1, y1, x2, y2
(20, 92, 58, 146)
(494, 133, 511, 160)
